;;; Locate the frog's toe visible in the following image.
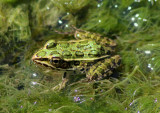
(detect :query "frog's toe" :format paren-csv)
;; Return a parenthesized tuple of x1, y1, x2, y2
(87, 73, 98, 81)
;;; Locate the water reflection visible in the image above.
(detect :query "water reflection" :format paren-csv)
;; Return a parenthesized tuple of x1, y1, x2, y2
(46, 6, 50, 10)
(134, 0, 141, 2)
(58, 20, 63, 24)
(32, 73, 37, 77)
(134, 23, 138, 27)
(128, 6, 132, 10)
(97, 4, 101, 8)
(131, 17, 135, 21)
(65, 24, 69, 27)
(114, 5, 118, 8)
(135, 44, 160, 74)
(144, 50, 151, 54)
(135, 14, 139, 18)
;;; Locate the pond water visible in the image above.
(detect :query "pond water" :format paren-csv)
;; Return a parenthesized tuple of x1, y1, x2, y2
(1, 0, 160, 113)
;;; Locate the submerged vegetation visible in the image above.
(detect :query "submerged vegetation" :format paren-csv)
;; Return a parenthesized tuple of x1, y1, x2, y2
(0, 0, 160, 112)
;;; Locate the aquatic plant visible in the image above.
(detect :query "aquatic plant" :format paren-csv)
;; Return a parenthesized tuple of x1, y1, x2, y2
(1, 0, 160, 112)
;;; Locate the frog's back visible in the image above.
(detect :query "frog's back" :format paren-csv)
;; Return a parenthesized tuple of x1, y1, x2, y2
(44, 39, 112, 61)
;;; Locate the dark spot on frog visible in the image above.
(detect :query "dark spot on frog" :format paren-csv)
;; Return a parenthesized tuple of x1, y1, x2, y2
(62, 50, 72, 57)
(117, 59, 121, 65)
(100, 47, 105, 55)
(59, 43, 69, 48)
(107, 65, 111, 70)
(112, 59, 119, 67)
(86, 68, 89, 72)
(77, 44, 83, 49)
(88, 50, 99, 57)
(74, 61, 80, 66)
(87, 62, 93, 66)
(106, 50, 111, 55)
(50, 51, 59, 56)
(80, 68, 84, 71)
(80, 68, 86, 74)
(75, 51, 84, 57)
(92, 73, 98, 80)
(61, 62, 70, 69)
(99, 68, 104, 73)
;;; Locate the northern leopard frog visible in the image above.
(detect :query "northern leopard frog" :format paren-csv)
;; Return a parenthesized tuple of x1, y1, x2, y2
(32, 28, 121, 89)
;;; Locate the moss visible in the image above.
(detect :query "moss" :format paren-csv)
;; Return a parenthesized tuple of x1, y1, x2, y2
(7, 5, 31, 41)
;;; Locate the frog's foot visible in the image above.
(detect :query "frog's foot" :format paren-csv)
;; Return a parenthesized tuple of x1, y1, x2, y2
(40, 77, 68, 93)
(51, 72, 69, 91)
(86, 55, 121, 81)
(51, 78, 69, 91)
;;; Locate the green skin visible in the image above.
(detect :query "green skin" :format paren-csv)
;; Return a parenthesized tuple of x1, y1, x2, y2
(32, 29, 121, 89)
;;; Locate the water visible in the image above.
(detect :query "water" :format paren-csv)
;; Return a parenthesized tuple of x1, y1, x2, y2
(0, 0, 160, 112)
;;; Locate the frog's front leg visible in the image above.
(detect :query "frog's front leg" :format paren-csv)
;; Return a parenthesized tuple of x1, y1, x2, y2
(86, 55, 121, 81)
(51, 72, 69, 91)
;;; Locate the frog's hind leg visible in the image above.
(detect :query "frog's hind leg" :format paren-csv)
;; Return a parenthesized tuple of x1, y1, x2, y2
(74, 29, 116, 48)
(86, 55, 121, 81)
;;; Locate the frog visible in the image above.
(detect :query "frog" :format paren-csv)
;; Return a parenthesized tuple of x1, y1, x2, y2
(32, 27, 121, 90)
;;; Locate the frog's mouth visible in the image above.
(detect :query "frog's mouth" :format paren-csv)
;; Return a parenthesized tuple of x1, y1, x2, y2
(32, 58, 56, 69)
(32, 56, 73, 70)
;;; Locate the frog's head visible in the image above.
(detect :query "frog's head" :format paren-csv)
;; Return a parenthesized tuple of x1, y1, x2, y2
(32, 40, 70, 69)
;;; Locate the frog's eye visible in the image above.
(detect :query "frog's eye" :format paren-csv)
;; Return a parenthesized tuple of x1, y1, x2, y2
(50, 57, 61, 65)
(50, 57, 69, 69)
(46, 40, 57, 49)
(53, 59, 59, 63)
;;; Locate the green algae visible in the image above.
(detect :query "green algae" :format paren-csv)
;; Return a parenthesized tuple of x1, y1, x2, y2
(53, 0, 91, 13)
(1, 0, 160, 113)
(0, 0, 17, 3)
